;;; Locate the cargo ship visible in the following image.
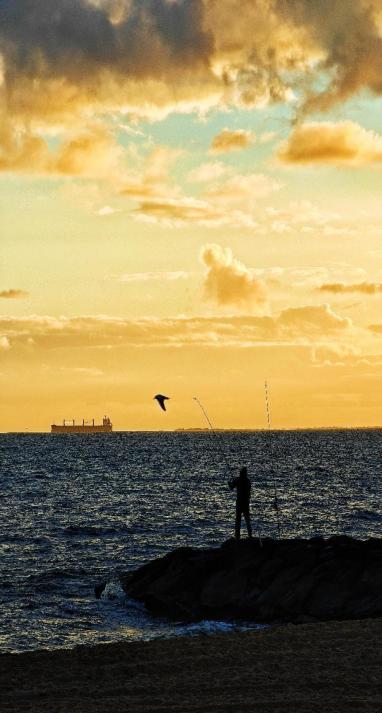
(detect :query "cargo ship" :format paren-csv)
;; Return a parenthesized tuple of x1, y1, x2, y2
(51, 416, 112, 434)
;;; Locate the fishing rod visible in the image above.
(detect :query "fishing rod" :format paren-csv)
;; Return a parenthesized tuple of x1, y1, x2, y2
(264, 380, 281, 539)
(192, 396, 232, 474)
(194, 396, 263, 545)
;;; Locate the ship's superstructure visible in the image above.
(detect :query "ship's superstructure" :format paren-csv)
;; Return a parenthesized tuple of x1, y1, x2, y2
(51, 416, 112, 434)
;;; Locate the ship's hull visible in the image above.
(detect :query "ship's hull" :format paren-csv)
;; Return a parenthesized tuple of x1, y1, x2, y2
(51, 425, 113, 434)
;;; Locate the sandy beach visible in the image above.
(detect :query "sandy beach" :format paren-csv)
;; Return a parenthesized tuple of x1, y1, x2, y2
(1, 618, 381, 713)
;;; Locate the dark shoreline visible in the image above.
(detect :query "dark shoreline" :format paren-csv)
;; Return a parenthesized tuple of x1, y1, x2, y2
(2, 619, 382, 712)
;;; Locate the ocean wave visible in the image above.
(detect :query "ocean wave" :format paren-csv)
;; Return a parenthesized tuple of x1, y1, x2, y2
(63, 525, 132, 536)
(355, 509, 382, 521)
(26, 568, 88, 583)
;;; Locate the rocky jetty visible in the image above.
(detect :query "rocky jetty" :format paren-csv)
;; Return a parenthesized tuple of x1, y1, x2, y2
(96, 536, 382, 624)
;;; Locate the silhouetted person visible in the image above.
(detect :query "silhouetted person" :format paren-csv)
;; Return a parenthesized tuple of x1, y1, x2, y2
(229, 466, 253, 539)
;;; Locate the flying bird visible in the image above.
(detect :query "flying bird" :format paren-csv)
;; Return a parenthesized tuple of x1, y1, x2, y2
(154, 394, 170, 411)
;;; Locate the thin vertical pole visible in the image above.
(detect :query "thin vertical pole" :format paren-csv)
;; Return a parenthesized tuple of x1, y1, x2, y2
(265, 380, 281, 538)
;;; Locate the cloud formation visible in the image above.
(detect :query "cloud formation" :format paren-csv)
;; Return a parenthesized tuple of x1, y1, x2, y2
(134, 196, 259, 229)
(0, 289, 29, 299)
(319, 282, 382, 295)
(0, 307, 352, 352)
(200, 244, 266, 308)
(188, 161, 230, 183)
(278, 121, 382, 166)
(0, 336, 10, 350)
(120, 145, 180, 200)
(368, 324, 382, 336)
(1, 0, 213, 121)
(134, 171, 278, 230)
(276, 0, 382, 112)
(206, 173, 280, 204)
(278, 304, 350, 332)
(1, 0, 381, 135)
(210, 129, 253, 153)
(0, 123, 123, 176)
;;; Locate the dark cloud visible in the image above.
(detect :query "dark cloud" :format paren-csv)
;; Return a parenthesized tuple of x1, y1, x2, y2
(0, 0, 212, 85)
(0, 0, 381, 129)
(275, 0, 382, 111)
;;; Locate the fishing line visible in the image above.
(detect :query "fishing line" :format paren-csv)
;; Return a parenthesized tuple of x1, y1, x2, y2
(194, 396, 262, 545)
(264, 380, 281, 538)
(192, 396, 232, 475)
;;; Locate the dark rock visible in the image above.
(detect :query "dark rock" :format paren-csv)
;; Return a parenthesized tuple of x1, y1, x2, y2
(306, 564, 358, 619)
(109, 537, 382, 625)
(346, 593, 382, 619)
(94, 582, 106, 599)
(281, 572, 319, 614)
(200, 569, 249, 610)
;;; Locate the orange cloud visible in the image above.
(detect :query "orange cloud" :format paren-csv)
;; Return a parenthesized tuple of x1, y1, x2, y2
(0, 308, 352, 353)
(278, 304, 351, 332)
(368, 324, 382, 335)
(55, 126, 123, 177)
(132, 171, 279, 229)
(134, 197, 258, 229)
(0, 289, 29, 299)
(278, 121, 382, 165)
(210, 129, 254, 153)
(200, 244, 266, 308)
(0, 122, 122, 177)
(318, 282, 382, 294)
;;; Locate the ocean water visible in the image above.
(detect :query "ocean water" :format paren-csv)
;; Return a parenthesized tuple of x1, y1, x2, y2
(0, 430, 381, 654)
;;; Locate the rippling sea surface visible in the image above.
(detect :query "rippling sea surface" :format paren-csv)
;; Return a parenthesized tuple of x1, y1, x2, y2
(1, 430, 381, 653)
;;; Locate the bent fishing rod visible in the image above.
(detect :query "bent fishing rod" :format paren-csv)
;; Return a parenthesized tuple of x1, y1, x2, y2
(193, 396, 232, 474)
(264, 380, 281, 539)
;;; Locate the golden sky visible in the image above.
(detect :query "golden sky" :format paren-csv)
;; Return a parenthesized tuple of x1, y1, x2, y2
(1, 0, 382, 431)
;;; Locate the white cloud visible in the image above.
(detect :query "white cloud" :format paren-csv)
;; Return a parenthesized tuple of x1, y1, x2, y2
(96, 205, 122, 216)
(188, 161, 230, 183)
(0, 336, 10, 350)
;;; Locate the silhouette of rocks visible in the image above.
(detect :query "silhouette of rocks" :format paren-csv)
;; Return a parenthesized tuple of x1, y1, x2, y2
(96, 537, 382, 624)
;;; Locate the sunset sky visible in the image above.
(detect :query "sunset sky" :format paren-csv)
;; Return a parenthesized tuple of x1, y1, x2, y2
(1, 0, 382, 431)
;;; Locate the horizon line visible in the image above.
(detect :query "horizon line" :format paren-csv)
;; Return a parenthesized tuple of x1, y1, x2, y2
(2, 425, 382, 435)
